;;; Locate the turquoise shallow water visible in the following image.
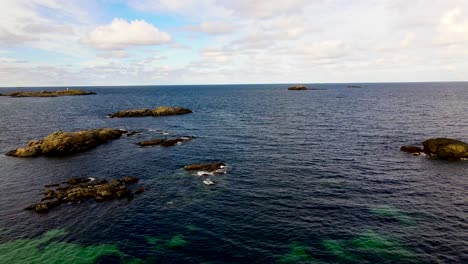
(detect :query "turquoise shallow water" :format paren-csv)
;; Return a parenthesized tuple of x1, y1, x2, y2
(0, 83, 467, 263)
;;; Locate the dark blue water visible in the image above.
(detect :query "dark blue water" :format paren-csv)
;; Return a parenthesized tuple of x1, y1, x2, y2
(0, 83, 467, 263)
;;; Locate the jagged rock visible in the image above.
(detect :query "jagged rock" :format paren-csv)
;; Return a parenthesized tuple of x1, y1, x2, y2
(108, 106, 193, 118)
(6, 128, 127, 157)
(25, 176, 142, 213)
(137, 136, 194, 147)
(3, 89, 96, 97)
(400, 146, 423, 153)
(184, 163, 225, 172)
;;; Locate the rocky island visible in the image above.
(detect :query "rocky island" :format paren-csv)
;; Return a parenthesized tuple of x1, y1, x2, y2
(1, 89, 96, 97)
(25, 176, 143, 213)
(184, 163, 226, 172)
(401, 138, 468, 159)
(6, 128, 127, 157)
(108, 106, 193, 118)
(137, 136, 194, 147)
(287, 85, 322, 91)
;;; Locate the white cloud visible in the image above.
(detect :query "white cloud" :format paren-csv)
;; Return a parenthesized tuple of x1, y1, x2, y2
(80, 18, 172, 50)
(437, 8, 468, 45)
(184, 21, 235, 35)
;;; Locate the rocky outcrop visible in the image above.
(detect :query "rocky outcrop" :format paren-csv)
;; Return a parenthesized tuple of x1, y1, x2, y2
(400, 146, 423, 154)
(3, 89, 96, 97)
(288, 85, 322, 91)
(137, 136, 194, 147)
(184, 163, 225, 172)
(401, 138, 468, 159)
(6, 128, 127, 157)
(108, 106, 193, 118)
(24, 177, 142, 213)
(422, 138, 468, 159)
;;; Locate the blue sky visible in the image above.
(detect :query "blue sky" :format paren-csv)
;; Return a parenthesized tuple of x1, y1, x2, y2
(1, 0, 468, 86)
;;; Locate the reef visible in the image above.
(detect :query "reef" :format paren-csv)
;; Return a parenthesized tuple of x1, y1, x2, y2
(2, 89, 96, 97)
(184, 163, 225, 172)
(137, 136, 194, 147)
(6, 128, 127, 157)
(108, 106, 193, 118)
(24, 176, 142, 213)
(401, 138, 468, 159)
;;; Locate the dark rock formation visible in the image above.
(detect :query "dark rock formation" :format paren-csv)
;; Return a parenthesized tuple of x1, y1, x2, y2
(347, 85, 363, 88)
(288, 85, 322, 91)
(422, 138, 468, 159)
(400, 146, 423, 153)
(137, 136, 194, 147)
(24, 177, 140, 213)
(135, 187, 145, 194)
(184, 163, 225, 172)
(3, 89, 96, 97)
(108, 106, 193, 118)
(6, 128, 127, 157)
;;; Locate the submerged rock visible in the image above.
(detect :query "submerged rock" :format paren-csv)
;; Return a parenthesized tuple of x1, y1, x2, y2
(24, 176, 141, 213)
(287, 85, 322, 91)
(108, 106, 193, 118)
(400, 146, 423, 153)
(3, 89, 96, 97)
(6, 128, 127, 157)
(184, 163, 225, 172)
(137, 136, 194, 147)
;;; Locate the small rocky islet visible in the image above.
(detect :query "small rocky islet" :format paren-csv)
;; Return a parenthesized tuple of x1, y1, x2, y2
(25, 176, 144, 213)
(137, 136, 194, 147)
(6, 128, 127, 157)
(108, 106, 193, 118)
(0, 89, 96, 97)
(287, 85, 322, 91)
(401, 137, 468, 159)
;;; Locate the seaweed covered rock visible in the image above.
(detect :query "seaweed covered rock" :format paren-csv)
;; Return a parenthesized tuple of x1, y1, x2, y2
(108, 106, 192, 118)
(24, 177, 141, 213)
(6, 128, 127, 157)
(137, 136, 194, 147)
(400, 146, 423, 154)
(422, 138, 468, 159)
(3, 89, 96, 97)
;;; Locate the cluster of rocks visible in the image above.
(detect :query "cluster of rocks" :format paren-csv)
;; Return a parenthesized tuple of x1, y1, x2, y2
(0, 89, 96, 97)
(287, 85, 322, 91)
(108, 106, 193, 118)
(6, 128, 127, 157)
(401, 138, 468, 159)
(25, 176, 144, 213)
(137, 136, 194, 147)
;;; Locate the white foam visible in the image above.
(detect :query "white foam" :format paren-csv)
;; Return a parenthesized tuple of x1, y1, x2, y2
(197, 171, 214, 176)
(88, 177, 96, 181)
(203, 179, 215, 185)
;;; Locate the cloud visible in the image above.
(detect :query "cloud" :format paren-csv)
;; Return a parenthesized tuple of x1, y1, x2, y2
(437, 8, 468, 45)
(184, 21, 235, 35)
(80, 18, 171, 50)
(217, 0, 309, 19)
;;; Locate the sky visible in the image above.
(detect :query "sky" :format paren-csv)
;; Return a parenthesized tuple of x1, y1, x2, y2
(0, 0, 468, 86)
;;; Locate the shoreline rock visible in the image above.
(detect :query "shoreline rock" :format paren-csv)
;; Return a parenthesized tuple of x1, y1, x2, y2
(25, 176, 141, 213)
(6, 128, 127, 157)
(137, 136, 194, 147)
(400, 146, 423, 154)
(108, 106, 193, 118)
(184, 163, 225, 172)
(2, 89, 96, 97)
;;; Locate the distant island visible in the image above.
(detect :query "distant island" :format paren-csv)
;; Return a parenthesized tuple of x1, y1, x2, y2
(287, 85, 323, 91)
(347, 85, 363, 88)
(0, 89, 96, 97)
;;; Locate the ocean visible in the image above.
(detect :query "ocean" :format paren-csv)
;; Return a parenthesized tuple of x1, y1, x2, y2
(0, 83, 467, 263)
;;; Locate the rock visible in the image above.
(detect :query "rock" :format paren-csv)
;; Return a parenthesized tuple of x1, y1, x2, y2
(25, 176, 143, 213)
(123, 176, 139, 184)
(287, 85, 322, 91)
(137, 137, 194, 147)
(184, 163, 225, 172)
(422, 138, 468, 159)
(4, 89, 96, 97)
(135, 187, 145, 194)
(347, 85, 363, 88)
(6, 128, 127, 157)
(400, 146, 423, 153)
(108, 106, 192, 118)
